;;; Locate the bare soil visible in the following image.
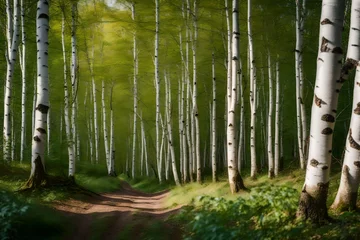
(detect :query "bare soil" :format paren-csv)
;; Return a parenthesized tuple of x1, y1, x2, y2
(52, 181, 183, 240)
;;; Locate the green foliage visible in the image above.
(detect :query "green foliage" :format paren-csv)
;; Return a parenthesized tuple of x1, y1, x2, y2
(119, 174, 172, 193)
(177, 185, 303, 240)
(0, 191, 29, 239)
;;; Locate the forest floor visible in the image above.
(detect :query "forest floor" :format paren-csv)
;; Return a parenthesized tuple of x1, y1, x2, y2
(52, 180, 183, 240)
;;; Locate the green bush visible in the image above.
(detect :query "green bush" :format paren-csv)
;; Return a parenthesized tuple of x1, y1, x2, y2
(178, 185, 304, 240)
(0, 191, 29, 239)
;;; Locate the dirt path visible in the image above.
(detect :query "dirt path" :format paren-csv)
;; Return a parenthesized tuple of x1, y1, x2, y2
(52, 181, 182, 240)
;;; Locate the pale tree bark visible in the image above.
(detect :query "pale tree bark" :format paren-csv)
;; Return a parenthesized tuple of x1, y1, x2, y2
(237, 57, 245, 172)
(87, 33, 99, 164)
(192, 0, 201, 183)
(159, 115, 165, 183)
(131, 2, 138, 179)
(165, 73, 181, 186)
(155, 0, 161, 181)
(211, 52, 217, 182)
(299, 0, 308, 159)
(227, 0, 246, 193)
(101, 80, 110, 170)
(297, 0, 345, 222)
(109, 83, 116, 176)
(179, 29, 188, 183)
(331, 0, 360, 211)
(267, 54, 274, 178)
(178, 79, 183, 181)
(141, 119, 149, 177)
(295, 0, 306, 169)
(70, 2, 78, 164)
(26, 0, 49, 187)
(61, 11, 75, 178)
(4, 0, 20, 161)
(274, 59, 280, 176)
(19, 0, 26, 162)
(248, 0, 257, 178)
(69, 2, 78, 175)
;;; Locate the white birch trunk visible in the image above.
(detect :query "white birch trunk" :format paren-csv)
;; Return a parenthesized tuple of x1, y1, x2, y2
(295, 0, 306, 169)
(165, 73, 181, 186)
(192, 0, 201, 183)
(159, 115, 165, 183)
(300, 0, 308, 159)
(91, 50, 99, 164)
(331, 0, 360, 211)
(274, 59, 280, 176)
(155, 0, 161, 182)
(70, 3, 77, 164)
(27, 0, 49, 187)
(109, 83, 116, 176)
(141, 120, 149, 177)
(227, 0, 245, 193)
(178, 79, 183, 181)
(237, 57, 245, 172)
(19, 0, 26, 162)
(62, 13, 75, 178)
(267, 54, 274, 178)
(131, 2, 138, 179)
(298, 0, 345, 221)
(211, 52, 217, 182)
(248, 0, 257, 178)
(4, 0, 20, 161)
(102, 80, 110, 170)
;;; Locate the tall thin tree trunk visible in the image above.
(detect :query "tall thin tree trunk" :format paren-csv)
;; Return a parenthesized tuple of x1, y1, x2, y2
(191, 0, 201, 183)
(109, 83, 116, 176)
(227, 0, 246, 193)
(211, 52, 217, 182)
(19, 0, 26, 162)
(26, 0, 49, 187)
(248, 0, 257, 178)
(165, 73, 181, 186)
(155, 0, 161, 183)
(295, 0, 306, 169)
(297, 0, 345, 222)
(61, 11, 75, 178)
(102, 80, 110, 170)
(4, 0, 20, 161)
(274, 59, 280, 176)
(267, 54, 274, 178)
(131, 3, 138, 179)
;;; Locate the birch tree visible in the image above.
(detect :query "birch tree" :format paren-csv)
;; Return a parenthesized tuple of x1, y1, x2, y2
(331, 0, 360, 211)
(274, 59, 280, 176)
(155, 0, 161, 181)
(165, 73, 181, 186)
(19, 0, 26, 162)
(109, 83, 116, 176)
(248, 0, 257, 178)
(227, 0, 246, 193)
(61, 9, 75, 178)
(297, 0, 345, 222)
(26, 0, 50, 187)
(192, 0, 201, 183)
(4, 0, 20, 161)
(211, 52, 217, 182)
(267, 54, 274, 178)
(131, 2, 138, 179)
(101, 80, 110, 170)
(295, 0, 306, 169)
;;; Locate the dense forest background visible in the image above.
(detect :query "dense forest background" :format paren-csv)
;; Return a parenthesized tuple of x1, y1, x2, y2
(2, 0, 353, 175)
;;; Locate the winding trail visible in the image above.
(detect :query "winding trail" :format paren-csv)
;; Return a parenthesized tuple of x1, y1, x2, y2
(52, 181, 182, 240)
